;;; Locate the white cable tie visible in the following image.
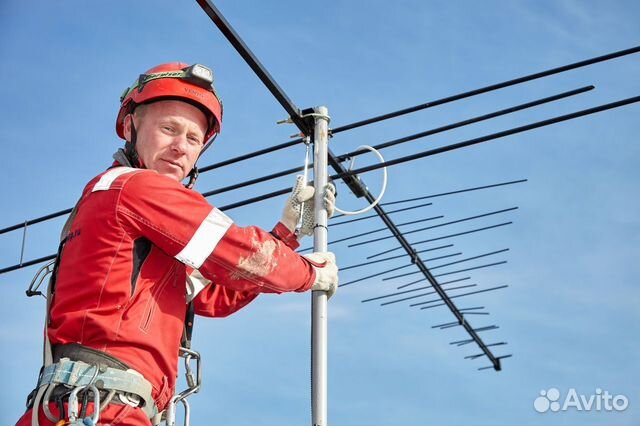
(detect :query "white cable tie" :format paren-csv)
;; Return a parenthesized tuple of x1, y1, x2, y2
(300, 111, 331, 122)
(296, 140, 312, 232)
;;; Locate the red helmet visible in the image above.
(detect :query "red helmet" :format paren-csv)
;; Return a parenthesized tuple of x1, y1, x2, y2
(116, 62, 223, 143)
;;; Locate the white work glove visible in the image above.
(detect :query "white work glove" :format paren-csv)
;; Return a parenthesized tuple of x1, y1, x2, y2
(304, 251, 338, 298)
(280, 175, 336, 238)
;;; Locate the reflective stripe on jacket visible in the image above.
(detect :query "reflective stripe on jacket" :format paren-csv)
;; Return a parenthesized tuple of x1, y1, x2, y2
(48, 166, 314, 410)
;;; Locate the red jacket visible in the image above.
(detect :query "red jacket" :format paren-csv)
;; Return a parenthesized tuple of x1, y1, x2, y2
(48, 166, 314, 410)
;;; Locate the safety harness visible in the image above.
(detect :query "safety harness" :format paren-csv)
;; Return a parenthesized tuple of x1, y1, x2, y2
(26, 197, 157, 426)
(26, 164, 201, 426)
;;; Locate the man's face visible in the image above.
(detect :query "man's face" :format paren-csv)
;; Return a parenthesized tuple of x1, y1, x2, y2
(123, 100, 208, 182)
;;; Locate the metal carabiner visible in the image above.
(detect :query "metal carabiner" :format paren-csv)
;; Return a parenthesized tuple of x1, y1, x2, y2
(26, 259, 55, 298)
(164, 395, 192, 426)
(164, 397, 177, 426)
(165, 348, 202, 426)
(68, 385, 101, 425)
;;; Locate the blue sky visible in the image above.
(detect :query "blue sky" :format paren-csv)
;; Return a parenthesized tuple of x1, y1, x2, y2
(1, 1, 638, 425)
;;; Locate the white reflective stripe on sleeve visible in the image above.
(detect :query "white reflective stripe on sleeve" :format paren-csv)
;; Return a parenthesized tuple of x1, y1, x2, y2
(92, 167, 140, 192)
(186, 269, 212, 302)
(175, 207, 233, 269)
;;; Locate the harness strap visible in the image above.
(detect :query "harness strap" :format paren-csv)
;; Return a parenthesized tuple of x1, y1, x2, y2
(53, 343, 130, 370)
(37, 358, 159, 419)
(30, 385, 49, 426)
(32, 236, 70, 426)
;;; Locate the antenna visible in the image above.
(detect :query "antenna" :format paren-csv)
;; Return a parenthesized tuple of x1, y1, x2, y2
(194, 2, 335, 424)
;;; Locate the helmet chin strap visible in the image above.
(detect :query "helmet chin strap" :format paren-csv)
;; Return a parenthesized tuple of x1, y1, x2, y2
(185, 167, 198, 190)
(185, 132, 218, 190)
(124, 117, 142, 169)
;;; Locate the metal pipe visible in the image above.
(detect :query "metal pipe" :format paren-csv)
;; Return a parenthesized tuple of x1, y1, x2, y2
(311, 106, 330, 426)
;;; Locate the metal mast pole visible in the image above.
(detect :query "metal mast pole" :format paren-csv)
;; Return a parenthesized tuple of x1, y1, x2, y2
(312, 106, 330, 426)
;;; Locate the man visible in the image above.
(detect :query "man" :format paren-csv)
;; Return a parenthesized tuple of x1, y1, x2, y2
(17, 62, 338, 426)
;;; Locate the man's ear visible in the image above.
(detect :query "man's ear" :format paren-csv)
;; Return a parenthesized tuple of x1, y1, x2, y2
(123, 114, 133, 142)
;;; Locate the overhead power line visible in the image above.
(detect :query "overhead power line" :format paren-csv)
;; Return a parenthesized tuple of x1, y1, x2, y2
(202, 85, 591, 200)
(2, 47, 637, 239)
(328, 46, 638, 134)
(0, 254, 56, 275)
(0, 85, 610, 240)
(327, 95, 640, 184)
(197, 44, 639, 173)
(335, 85, 593, 159)
(140, 92, 640, 221)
